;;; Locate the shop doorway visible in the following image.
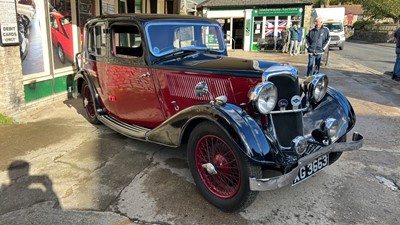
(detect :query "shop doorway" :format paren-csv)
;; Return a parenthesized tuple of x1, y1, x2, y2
(232, 18, 244, 49)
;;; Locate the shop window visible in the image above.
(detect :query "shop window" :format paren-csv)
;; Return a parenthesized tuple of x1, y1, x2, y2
(78, 0, 96, 29)
(111, 25, 143, 58)
(292, 16, 301, 26)
(119, 0, 142, 13)
(49, 0, 75, 69)
(253, 17, 262, 42)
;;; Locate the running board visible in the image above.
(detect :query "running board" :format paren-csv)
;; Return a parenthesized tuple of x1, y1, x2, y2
(98, 115, 150, 140)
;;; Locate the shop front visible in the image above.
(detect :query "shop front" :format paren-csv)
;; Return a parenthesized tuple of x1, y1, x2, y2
(0, 0, 179, 117)
(199, 0, 313, 52)
(251, 7, 305, 51)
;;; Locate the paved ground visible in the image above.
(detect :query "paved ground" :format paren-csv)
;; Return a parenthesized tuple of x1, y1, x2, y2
(1, 50, 399, 225)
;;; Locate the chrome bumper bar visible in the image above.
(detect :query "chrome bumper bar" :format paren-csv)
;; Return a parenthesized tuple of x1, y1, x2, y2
(249, 132, 363, 191)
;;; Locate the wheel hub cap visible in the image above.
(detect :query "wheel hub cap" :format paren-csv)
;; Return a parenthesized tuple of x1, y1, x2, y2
(83, 97, 89, 107)
(202, 163, 217, 175)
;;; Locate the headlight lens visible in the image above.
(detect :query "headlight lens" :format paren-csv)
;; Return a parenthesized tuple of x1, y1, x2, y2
(310, 74, 328, 102)
(249, 82, 278, 114)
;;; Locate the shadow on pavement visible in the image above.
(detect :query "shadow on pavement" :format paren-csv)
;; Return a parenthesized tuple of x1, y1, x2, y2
(0, 160, 61, 215)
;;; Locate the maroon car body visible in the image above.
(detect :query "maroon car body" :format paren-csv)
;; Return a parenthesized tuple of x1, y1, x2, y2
(74, 14, 363, 212)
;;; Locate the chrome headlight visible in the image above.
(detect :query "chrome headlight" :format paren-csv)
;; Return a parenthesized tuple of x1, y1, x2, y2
(309, 74, 328, 103)
(249, 82, 278, 114)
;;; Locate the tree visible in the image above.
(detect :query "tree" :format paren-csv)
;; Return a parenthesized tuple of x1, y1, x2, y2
(359, 0, 400, 24)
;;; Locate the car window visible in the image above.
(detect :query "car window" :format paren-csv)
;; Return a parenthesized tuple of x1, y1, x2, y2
(324, 22, 343, 32)
(50, 14, 58, 30)
(146, 22, 225, 57)
(111, 24, 143, 58)
(87, 24, 106, 56)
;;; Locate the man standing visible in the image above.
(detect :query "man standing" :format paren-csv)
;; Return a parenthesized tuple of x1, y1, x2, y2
(306, 18, 330, 76)
(289, 24, 300, 56)
(392, 26, 400, 81)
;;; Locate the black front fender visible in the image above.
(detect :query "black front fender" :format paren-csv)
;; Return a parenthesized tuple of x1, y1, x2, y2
(73, 70, 105, 115)
(146, 103, 275, 165)
(303, 86, 356, 142)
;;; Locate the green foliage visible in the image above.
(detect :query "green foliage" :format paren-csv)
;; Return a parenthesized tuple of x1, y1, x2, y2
(359, 0, 400, 23)
(0, 113, 16, 124)
(353, 20, 375, 30)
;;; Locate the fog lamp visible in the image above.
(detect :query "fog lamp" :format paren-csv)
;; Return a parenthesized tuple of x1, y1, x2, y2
(291, 136, 307, 155)
(320, 118, 338, 138)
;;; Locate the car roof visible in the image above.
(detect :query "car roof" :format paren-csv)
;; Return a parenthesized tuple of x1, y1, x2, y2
(87, 13, 218, 25)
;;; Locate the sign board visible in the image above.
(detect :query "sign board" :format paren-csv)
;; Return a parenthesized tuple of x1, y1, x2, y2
(253, 7, 303, 17)
(0, 0, 19, 45)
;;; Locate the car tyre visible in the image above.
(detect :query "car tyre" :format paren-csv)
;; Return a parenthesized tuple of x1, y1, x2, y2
(187, 121, 261, 212)
(81, 81, 100, 124)
(339, 46, 343, 50)
(58, 44, 66, 64)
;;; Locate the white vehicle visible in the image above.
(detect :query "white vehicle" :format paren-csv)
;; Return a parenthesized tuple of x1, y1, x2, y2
(312, 7, 346, 50)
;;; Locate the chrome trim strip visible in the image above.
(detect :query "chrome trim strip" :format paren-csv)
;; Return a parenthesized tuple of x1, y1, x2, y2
(98, 115, 150, 139)
(249, 132, 363, 191)
(269, 106, 309, 114)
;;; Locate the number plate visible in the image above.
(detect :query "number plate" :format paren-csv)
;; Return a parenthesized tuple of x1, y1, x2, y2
(292, 154, 329, 185)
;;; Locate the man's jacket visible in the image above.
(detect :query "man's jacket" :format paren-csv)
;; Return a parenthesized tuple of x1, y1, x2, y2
(306, 26, 330, 54)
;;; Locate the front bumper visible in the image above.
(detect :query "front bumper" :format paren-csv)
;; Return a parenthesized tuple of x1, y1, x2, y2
(249, 132, 363, 191)
(329, 40, 345, 47)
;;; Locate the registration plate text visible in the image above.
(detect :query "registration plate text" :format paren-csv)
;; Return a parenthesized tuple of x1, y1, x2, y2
(293, 154, 329, 185)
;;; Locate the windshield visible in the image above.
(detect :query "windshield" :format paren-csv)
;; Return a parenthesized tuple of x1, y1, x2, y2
(324, 22, 343, 32)
(146, 22, 225, 57)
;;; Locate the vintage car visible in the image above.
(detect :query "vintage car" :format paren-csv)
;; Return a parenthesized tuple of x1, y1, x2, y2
(50, 11, 74, 64)
(74, 14, 363, 212)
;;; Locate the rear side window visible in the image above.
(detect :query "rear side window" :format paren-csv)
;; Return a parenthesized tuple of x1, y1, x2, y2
(87, 24, 106, 56)
(111, 25, 143, 58)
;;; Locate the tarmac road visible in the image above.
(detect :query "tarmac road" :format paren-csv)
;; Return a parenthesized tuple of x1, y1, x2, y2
(0, 50, 399, 225)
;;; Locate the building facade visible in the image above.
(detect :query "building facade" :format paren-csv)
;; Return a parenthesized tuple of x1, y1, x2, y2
(199, 0, 313, 51)
(0, 0, 179, 118)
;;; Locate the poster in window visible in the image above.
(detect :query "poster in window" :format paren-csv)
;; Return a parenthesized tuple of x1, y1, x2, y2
(17, 0, 46, 75)
(48, 0, 74, 69)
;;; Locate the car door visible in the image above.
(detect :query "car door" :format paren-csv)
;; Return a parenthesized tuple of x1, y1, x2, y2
(107, 22, 166, 128)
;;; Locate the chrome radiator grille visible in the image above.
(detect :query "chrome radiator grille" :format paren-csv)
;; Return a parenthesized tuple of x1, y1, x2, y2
(267, 74, 303, 147)
(331, 35, 340, 41)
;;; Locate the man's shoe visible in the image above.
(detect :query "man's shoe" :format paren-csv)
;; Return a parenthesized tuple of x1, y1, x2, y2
(393, 77, 400, 81)
(384, 71, 394, 76)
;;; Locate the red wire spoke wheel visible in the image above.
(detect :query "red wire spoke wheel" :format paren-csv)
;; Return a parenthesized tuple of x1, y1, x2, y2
(188, 121, 261, 212)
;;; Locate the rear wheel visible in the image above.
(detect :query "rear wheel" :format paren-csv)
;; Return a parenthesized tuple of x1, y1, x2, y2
(187, 121, 261, 212)
(81, 81, 100, 124)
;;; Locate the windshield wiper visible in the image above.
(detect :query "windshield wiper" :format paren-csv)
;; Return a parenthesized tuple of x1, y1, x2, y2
(154, 49, 198, 64)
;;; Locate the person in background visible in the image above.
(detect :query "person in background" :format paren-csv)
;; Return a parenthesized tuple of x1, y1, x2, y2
(297, 25, 303, 54)
(392, 26, 400, 81)
(281, 26, 289, 53)
(305, 17, 330, 76)
(289, 24, 299, 56)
